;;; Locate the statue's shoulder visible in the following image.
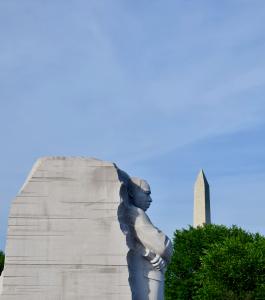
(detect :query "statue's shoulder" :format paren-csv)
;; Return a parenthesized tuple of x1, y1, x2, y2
(133, 207, 152, 224)
(126, 205, 147, 219)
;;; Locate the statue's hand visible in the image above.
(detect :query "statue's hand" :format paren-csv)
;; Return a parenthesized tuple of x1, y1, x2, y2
(141, 248, 166, 271)
(150, 254, 166, 271)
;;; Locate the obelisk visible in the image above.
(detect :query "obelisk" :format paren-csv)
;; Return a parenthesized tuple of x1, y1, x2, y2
(193, 169, 211, 227)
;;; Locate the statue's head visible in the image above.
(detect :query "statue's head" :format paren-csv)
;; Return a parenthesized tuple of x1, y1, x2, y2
(128, 177, 152, 211)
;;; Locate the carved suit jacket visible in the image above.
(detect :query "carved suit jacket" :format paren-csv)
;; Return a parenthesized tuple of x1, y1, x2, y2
(119, 203, 173, 281)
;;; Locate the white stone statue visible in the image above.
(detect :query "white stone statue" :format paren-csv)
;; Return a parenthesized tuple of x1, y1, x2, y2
(118, 172, 173, 300)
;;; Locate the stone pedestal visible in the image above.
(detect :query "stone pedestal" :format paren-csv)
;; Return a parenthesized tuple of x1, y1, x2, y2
(0, 157, 130, 300)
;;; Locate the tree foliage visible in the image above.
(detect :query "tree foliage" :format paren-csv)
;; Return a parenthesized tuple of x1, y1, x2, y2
(0, 251, 4, 276)
(165, 224, 265, 300)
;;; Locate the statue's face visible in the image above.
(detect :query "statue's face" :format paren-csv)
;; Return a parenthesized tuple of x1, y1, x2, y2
(133, 181, 152, 211)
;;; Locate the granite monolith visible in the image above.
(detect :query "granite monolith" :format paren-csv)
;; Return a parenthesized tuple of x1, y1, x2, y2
(0, 157, 131, 300)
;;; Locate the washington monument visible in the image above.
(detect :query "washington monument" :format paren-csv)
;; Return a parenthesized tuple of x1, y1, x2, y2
(193, 170, 211, 227)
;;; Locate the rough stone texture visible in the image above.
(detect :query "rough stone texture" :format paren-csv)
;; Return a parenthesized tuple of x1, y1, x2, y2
(193, 169, 211, 227)
(0, 157, 130, 300)
(0, 275, 3, 294)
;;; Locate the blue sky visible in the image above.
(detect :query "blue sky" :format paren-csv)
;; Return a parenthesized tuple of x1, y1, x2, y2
(1, 0, 265, 250)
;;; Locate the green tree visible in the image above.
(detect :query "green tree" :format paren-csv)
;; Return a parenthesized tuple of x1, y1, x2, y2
(165, 224, 265, 300)
(194, 237, 265, 300)
(0, 251, 4, 276)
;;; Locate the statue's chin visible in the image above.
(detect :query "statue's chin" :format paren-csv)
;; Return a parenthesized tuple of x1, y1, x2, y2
(143, 205, 150, 211)
(136, 203, 150, 211)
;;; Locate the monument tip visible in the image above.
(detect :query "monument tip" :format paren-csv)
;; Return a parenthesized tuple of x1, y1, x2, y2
(196, 169, 208, 184)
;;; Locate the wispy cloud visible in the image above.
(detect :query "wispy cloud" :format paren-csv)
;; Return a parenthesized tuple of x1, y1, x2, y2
(1, 0, 265, 248)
